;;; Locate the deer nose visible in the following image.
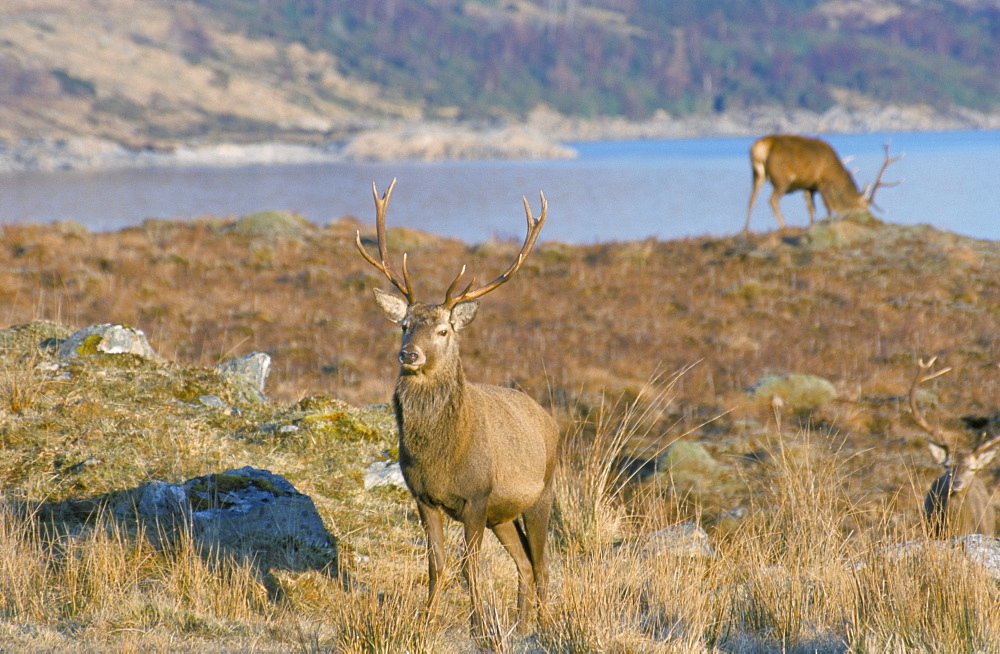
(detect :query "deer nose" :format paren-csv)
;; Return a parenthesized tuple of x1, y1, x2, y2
(399, 347, 425, 368)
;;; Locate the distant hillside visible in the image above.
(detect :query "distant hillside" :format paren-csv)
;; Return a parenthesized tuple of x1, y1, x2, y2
(1, 0, 999, 154)
(198, 0, 1000, 119)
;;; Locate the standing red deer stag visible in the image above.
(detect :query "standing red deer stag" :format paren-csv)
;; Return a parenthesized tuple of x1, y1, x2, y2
(910, 357, 1000, 538)
(743, 134, 900, 232)
(355, 179, 559, 635)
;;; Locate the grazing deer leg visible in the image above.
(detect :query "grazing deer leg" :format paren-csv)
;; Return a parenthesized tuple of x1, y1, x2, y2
(768, 187, 788, 229)
(744, 164, 768, 232)
(804, 189, 817, 225)
(418, 502, 447, 609)
(491, 521, 534, 624)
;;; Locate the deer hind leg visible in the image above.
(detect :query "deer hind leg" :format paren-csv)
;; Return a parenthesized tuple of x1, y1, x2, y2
(491, 520, 534, 625)
(744, 166, 768, 232)
(768, 187, 788, 229)
(461, 506, 489, 636)
(519, 489, 553, 615)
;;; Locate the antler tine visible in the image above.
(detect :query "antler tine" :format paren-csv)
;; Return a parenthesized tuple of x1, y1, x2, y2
(909, 356, 952, 439)
(354, 178, 416, 303)
(443, 265, 476, 307)
(443, 191, 547, 308)
(974, 430, 1000, 455)
(868, 142, 904, 205)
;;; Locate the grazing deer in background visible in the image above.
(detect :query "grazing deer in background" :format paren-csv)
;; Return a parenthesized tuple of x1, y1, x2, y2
(355, 179, 559, 635)
(910, 357, 1000, 538)
(743, 134, 900, 232)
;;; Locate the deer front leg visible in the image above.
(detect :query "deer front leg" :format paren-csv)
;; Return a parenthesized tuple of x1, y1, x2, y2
(804, 189, 817, 225)
(417, 501, 446, 610)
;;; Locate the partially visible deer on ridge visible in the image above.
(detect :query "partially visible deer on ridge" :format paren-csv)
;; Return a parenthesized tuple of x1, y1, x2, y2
(909, 357, 1000, 538)
(355, 179, 559, 635)
(743, 134, 901, 232)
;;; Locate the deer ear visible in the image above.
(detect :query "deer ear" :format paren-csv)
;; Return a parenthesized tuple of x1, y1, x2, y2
(450, 299, 480, 331)
(928, 442, 949, 465)
(373, 288, 408, 324)
(977, 443, 999, 467)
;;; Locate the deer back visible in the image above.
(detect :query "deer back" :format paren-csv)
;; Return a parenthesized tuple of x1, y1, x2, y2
(761, 135, 866, 211)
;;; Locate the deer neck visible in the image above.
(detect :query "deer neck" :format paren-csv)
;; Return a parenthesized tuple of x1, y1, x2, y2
(393, 357, 472, 451)
(820, 173, 865, 212)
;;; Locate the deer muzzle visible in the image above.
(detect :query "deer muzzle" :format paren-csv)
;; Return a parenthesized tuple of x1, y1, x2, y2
(398, 346, 425, 371)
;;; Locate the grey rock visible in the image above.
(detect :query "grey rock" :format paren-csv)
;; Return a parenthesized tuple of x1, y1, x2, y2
(640, 522, 715, 559)
(198, 394, 231, 412)
(364, 460, 407, 490)
(134, 467, 338, 594)
(59, 323, 160, 361)
(216, 352, 271, 393)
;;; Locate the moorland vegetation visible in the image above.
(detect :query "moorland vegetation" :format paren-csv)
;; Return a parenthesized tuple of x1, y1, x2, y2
(0, 211, 999, 650)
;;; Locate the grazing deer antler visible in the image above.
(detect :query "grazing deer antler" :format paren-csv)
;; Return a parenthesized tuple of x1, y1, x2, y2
(865, 143, 903, 207)
(442, 192, 547, 308)
(354, 178, 416, 303)
(909, 356, 952, 439)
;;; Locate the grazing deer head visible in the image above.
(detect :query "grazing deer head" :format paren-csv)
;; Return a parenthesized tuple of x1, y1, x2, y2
(355, 179, 560, 637)
(910, 357, 1000, 538)
(744, 134, 900, 232)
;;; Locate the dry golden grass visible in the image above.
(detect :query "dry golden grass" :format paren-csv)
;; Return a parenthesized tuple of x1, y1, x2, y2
(0, 214, 998, 650)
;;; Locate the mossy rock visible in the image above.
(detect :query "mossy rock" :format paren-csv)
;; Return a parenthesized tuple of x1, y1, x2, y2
(662, 441, 719, 476)
(656, 441, 720, 493)
(802, 213, 883, 251)
(227, 210, 312, 238)
(745, 374, 837, 410)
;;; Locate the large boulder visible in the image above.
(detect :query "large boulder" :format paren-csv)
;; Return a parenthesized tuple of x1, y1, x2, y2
(133, 466, 338, 596)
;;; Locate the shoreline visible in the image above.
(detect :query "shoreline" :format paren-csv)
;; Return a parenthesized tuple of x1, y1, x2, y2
(3, 103, 1000, 174)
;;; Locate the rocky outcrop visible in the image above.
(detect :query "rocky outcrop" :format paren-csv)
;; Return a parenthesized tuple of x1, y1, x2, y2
(58, 323, 161, 362)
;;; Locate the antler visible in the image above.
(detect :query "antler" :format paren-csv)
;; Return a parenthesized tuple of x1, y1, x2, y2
(866, 142, 903, 207)
(441, 192, 547, 309)
(909, 356, 953, 439)
(355, 178, 416, 303)
(973, 430, 1000, 456)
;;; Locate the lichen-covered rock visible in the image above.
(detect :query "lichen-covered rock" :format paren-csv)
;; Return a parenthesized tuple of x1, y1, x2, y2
(58, 323, 161, 361)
